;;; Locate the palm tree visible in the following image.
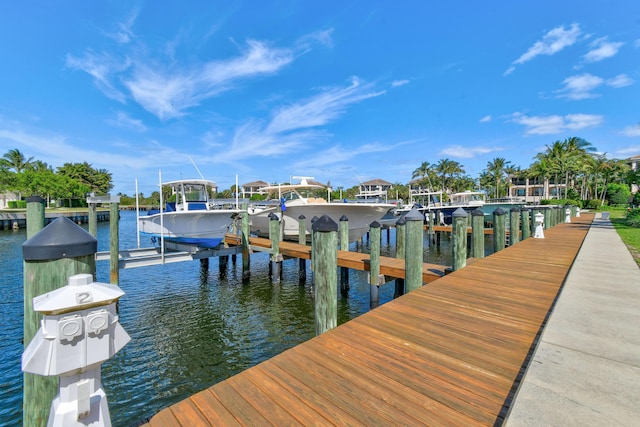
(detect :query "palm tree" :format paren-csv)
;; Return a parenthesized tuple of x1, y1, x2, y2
(485, 157, 512, 199)
(435, 159, 464, 194)
(411, 161, 433, 189)
(1, 148, 33, 173)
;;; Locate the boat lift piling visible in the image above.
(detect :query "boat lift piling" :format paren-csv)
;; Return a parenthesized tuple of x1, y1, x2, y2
(339, 215, 349, 295)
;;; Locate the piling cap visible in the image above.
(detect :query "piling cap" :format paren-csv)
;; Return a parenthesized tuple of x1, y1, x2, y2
(268, 212, 279, 221)
(311, 214, 338, 232)
(510, 207, 521, 213)
(340, 214, 349, 221)
(396, 216, 407, 226)
(493, 207, 506, 216)
(298, 214, 306, 220)
(26, 195, 45, 204)
(369, 220, 381, 228)
(22, 217, 97, 261)
(471, 208, 484, 217)
(404, 208, 423, 222)
(452, 207, 468, 217)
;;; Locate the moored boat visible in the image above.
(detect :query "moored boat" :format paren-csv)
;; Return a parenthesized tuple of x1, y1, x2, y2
(249, 177, 394, 243)
(138, 179, 241, 249)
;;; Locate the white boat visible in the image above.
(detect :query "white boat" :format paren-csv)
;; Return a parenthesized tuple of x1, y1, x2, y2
(138, 179, 241, 249)
(249, 177, 394, 243)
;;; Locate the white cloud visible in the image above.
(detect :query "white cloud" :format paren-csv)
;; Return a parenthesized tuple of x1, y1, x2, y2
(266, 77, 385, 134)
(607, 74, 634, 88)
(505, 24, 581, 75)
(106, 111, 147, 132)
(510, 112, 603, 135)
(66, 50, 130, 103)
(556, 73, 604, 100)
(583, 37, 623, 62)
(438, 145, 497, 158)
(211, 78, 385, 163)
(125, 40, 296, 120)
(391, 79, 410, 87)
(480, 115, 492, 123)
(620, 125, 640, 137)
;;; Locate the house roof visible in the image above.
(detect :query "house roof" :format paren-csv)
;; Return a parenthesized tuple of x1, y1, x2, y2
(361, 178, 393, 186)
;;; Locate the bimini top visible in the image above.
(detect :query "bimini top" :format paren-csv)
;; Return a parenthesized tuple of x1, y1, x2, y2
(259, 176, 326, 192)
(161, 179, 217, 188)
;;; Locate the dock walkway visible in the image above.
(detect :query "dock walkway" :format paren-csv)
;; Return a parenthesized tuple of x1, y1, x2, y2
(505, 215, 640, 426)
(143, 214, 598, 426)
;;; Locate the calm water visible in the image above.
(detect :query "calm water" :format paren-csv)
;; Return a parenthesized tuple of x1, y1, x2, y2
(0, 210, 477, 426)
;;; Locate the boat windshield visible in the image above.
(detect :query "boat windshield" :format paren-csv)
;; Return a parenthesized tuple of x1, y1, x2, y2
(280, 190, 302, 201)
(179, 183, 208, 202)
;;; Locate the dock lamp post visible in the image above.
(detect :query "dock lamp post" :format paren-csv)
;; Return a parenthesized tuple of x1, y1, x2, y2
(533, 212, 545, 239)
(565, 207, 572, 223)
(22, 274, 130, 427)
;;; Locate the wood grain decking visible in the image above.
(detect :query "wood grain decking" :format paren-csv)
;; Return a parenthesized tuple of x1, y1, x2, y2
(144, 214, 593, 426)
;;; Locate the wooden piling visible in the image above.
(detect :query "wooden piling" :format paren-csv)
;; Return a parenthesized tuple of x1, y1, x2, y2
(509, 207, 520, 246)
(26, 196, 45, 239)
(471, 208, 485, 259)
(110, 199, 120, 285)
(521, 207, 531, 240)
(394, 216, 406, 298)
(339, 215, 349, 295)
(22, 217, 97, 427)
(312, 215, 338, 335)
(88, 202, 97, 237)
(452, 208, 468, 271)
(493, 207, 507, 253)
(427, 209, 435, 245)
(544, 207, 552, 230)
(369, 221, 382, 308)
(298, 215, 307, 282)
(404, 209, 424, 293)
(268, 213, 282, 284)
(241, 209, 250, 282)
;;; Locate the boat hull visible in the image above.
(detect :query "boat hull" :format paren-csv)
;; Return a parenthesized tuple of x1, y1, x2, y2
(139, 210, 238, 249)
(250, 203, 394, 243)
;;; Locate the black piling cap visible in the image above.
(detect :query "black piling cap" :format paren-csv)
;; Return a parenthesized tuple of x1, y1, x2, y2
(268, 212, 279, 221)
(23, 217, 97, 261)
(452, 207, 468, 217)
(370, 220, 381, 228)
(312, 214, 338, 232)
(396, 216, 407, 226)
(340, 214, 349, 222)
(471, 208, 484, 217)
(404, 208, 423, 222)
(26, 195, 45, 204)
(493, 207, 507, 216)
(298, 214, 306, 220)
(510, 206, 521, 213)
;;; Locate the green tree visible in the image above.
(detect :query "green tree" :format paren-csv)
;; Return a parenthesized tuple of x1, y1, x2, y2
(1, 148, 33, 173)
(485, 157, 512, 199)
(435, 159, 464, 194)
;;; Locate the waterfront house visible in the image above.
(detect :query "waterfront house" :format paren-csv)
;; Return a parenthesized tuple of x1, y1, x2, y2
(358, 178, 393, 200)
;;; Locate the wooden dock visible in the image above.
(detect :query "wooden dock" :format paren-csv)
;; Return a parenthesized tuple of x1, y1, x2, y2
(224, 234, 447, 283)
(144, 214, 593, 426)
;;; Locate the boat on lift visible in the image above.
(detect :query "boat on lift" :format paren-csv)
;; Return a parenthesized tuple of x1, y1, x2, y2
(138, 179, 241, 249)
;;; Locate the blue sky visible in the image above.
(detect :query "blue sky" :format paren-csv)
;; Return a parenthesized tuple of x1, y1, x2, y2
(1, 1, 639, 196)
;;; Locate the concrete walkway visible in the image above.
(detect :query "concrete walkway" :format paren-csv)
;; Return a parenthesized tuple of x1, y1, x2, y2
(505, 216, 640, 426)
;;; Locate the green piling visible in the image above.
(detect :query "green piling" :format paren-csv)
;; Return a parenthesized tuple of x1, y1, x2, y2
(521, 207, 531, 240)
(404, 209, 424, 292)
(509, 207, 520, 246)
(298, 214, 307, 282)
(268, 212, 282, 284)
(339, 215, 349, 294)
(242, 208, 251, 282)
(493, 207, 507, 252)
(452, 208, 468, 271)
(22, 217, 97, 427)
(26, 196, 45, 239)
(312, 215, 338, 335)
(369, 221, 382, 308)
(394, 216, 406, 298)
(471, 208, 485, 259)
